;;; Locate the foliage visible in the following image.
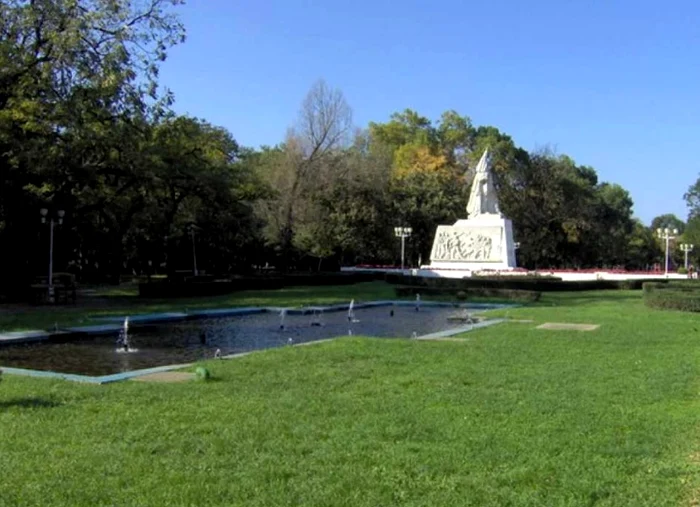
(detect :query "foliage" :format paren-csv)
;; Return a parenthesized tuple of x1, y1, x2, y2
(626, 219, 663, 270)
(252, 80, 353, 271)
(651, 213, 685, 234)
(0, 0, 676, 290)
(0, 0, 187, 290)
(394, 285, 541, 302)
(643, 281, 700, 312)
(684, 177, 700, 220)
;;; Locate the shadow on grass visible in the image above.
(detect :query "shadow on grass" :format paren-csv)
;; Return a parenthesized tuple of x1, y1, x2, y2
(0, 397, 62, 409)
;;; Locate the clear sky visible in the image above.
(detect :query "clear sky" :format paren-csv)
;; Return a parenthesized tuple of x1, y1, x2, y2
(158, 0, 700, 225)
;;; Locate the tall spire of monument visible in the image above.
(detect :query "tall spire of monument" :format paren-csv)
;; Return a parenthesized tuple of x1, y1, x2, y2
(466, 148, 501, 218)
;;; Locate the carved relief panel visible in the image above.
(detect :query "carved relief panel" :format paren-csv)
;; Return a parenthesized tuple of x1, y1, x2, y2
(430, 226, 503, 263)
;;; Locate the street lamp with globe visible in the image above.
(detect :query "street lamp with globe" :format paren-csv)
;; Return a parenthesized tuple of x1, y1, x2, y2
(680, 243, 694, 271)
(656, 227, 678, 276)
(394, 226, 412, 271)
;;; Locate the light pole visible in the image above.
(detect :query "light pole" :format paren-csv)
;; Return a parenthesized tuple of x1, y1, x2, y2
(188, 225, 199, 277)
(656, 227, 678, 276)
(394, 226, 412, 271)
(40, 208, 65, 303)
(680, 243, 694, 270)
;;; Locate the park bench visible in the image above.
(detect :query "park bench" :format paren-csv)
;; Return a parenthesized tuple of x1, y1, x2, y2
(30, 272, 77, 304)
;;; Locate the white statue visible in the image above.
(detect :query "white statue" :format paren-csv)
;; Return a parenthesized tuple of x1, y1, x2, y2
(427, 146, 517, 271)
(466, 148, 501, 218)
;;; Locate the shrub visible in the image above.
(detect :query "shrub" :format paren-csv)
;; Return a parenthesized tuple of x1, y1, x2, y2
(678, 267, 688, 274)
(394, 285, 541, 302)
(643, 281, 700, 312)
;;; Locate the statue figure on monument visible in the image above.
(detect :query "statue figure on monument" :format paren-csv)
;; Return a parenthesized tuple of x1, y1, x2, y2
(466, 148, 501, 218)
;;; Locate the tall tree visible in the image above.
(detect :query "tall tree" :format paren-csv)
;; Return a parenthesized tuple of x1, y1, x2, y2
(254, 80, 353, 270)
(684, 177, 700, 220)
(0, 0, 185, 291)
(625, 220, 662, 270)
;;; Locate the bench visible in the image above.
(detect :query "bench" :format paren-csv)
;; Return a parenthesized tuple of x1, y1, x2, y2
(30, 273, 77, 304)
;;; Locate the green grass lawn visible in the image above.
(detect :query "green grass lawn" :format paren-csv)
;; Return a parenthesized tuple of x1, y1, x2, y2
(2, 290, 700, 505)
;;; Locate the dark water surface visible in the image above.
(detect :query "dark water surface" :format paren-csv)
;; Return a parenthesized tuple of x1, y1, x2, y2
(0, 306, 471, 376)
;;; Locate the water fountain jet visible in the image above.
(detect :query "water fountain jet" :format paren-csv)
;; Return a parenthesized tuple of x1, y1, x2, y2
(347, 299, 359, 323)
(279, 309, 287, 330)
(117, 317, 131, 352)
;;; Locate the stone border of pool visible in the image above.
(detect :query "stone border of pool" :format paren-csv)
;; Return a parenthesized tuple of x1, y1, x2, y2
(0, 301, 515, 384)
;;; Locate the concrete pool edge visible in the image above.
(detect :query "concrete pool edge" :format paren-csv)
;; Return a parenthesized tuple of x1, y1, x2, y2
(0, 301, 517, 383)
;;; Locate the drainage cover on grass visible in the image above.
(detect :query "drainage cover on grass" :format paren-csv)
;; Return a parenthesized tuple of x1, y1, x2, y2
(131, 371, 195, 383)
(536, 323, 600, 331)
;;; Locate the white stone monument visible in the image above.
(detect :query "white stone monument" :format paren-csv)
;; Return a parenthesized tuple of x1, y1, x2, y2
(427, 148, 517, 273)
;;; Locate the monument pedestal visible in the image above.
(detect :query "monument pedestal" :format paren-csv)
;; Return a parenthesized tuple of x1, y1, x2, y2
(428, 215, 516, 272)
(425, 148, 518, 276)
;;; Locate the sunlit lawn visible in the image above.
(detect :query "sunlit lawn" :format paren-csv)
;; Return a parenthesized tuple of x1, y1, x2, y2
(3, 290, 700, 505)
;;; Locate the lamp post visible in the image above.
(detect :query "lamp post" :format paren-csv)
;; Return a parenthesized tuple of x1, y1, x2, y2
(40, 208, 65, 303)
(656, 227, 678, 276)
(394, 226, 412, 271)
(680, 243, 694, 270)
(188, 225, 199, 277)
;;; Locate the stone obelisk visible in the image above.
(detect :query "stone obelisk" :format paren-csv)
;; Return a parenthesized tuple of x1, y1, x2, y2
(427, 148, 517, 272)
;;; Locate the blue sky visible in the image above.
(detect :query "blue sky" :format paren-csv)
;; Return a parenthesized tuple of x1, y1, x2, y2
(159, 0, 700, 225)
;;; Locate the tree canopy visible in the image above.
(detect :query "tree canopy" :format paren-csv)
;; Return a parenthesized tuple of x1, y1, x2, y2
(0, 1, 687, 295)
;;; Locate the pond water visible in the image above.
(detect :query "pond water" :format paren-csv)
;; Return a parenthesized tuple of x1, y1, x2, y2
(0, 305, 475, 376)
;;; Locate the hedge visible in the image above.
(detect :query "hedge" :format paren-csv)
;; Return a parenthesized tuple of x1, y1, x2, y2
(385, 273, 669, 292)
(642, 281, 700, 312)
(394, 285, 541, 303)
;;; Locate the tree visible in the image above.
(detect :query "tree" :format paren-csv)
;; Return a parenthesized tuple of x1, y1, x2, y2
(685, 177, 700, 220)
(650, 214, 685, 234)
(625, 220, 661, 270)
(436, 110, 475, 168)
(588, 183, 635, 267)
(369, 109, 436, 152)
(254, 79, 353, 270)
(680, 215, 700, 268)
(0, 0, 185, 292)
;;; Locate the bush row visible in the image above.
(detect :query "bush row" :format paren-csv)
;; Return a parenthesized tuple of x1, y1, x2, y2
(385, 274, 670, 292)
(394, 285, 541, 302)
(642, 281, 700, 312)
(138, 272, 382, 298)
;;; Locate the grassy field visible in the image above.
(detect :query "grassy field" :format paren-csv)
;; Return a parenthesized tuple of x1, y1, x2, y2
(2, 290, 700, 505)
